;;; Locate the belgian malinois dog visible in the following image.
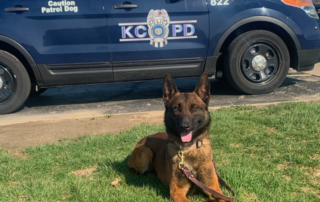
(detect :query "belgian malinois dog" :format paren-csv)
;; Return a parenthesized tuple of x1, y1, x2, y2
(127, 73, 225, 202)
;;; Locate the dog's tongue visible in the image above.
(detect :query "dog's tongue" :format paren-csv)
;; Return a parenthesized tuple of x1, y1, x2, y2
(181, 131, 192, 142)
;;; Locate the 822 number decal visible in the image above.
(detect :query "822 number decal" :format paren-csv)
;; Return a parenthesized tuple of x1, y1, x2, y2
(211, 0, 229, 6)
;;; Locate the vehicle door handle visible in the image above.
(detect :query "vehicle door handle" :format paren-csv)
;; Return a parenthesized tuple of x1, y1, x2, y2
(5, 7, 29, 12)
(113, 4, 138, 9)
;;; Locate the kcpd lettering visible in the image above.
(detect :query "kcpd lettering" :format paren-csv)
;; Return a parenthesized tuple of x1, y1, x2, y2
(121, 24, 195, 39)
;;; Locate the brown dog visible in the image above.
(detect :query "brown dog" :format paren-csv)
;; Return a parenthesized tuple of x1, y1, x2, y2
(127, 73, 225, 202)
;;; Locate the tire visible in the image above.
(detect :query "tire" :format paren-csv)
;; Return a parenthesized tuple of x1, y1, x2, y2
(224, 30, 290, 95)
(29, 88, 47, 97)
(0, 51, 31, 114)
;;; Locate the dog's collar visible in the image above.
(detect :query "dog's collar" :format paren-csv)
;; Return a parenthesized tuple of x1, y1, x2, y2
(172, 139, 203, 150)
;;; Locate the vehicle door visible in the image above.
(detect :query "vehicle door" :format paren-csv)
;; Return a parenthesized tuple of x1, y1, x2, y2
(0, 0, 112, 86)
(101, 0, 210, 82)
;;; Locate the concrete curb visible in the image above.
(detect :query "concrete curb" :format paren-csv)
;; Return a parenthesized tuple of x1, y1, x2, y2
(1, 98, 319, 126)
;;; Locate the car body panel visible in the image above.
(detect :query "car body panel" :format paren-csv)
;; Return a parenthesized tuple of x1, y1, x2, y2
(0, 0, 319, 87)
(0, 0, 111, 64)
(0, 0, 113, 86)
(100, 0, 210, 81)
(102, 0, 210, 61)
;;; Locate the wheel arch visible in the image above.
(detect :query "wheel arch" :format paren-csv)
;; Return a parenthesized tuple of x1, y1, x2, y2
(0, 35, 44, 87)
(207, 16, 301, 76)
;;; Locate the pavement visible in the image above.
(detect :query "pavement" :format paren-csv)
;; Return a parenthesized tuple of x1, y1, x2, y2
(306, 63, 320, 76)
(0, 66, 320, 126)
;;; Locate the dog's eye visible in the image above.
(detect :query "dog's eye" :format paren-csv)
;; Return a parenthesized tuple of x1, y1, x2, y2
(192, 105, 200, 111)
(191, 104, 201, 111)
(173, 106, 179, 111)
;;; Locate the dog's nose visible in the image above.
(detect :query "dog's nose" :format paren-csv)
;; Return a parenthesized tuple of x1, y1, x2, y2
(180, 122, 190, 131)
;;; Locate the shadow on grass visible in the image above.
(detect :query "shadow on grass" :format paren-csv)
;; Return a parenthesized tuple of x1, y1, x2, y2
(104, 155, 170, 199)
(103, 155, 208, 201)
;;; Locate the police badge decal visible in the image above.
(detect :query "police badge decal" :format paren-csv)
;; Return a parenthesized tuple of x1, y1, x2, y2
(119, 10, 197, 46)
(147, 9, 170, 48)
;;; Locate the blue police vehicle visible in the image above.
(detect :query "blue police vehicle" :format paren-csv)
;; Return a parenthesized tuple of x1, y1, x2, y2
(0, 0, 319, 114)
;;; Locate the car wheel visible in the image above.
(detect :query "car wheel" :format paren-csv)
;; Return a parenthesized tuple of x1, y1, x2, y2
(224, 30, 290, 95)
(29, 88, 47, 97)
(0, 51, 31, 114)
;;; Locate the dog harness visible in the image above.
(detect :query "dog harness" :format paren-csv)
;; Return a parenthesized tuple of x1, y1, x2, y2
(173, 139, 236, 201)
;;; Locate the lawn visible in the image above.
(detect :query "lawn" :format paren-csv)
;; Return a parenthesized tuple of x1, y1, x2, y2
(0, 102, 320, 202)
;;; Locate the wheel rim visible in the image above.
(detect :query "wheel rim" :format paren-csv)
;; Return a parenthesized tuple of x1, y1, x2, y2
(241, 43, 279, 83)
(0, 65, 16, 103)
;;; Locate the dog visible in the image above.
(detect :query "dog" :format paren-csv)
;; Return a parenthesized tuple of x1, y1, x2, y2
(127, 73, 225, 202)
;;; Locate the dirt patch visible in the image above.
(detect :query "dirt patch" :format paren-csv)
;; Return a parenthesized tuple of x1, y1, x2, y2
(0, 111, 164, 154)
(230, 143, 242, 148)
(284, 175, 291, 182)
(277, 164, 288, 170)
(72, 165, 98, 176)
(302, 187, 320, 198)
(293, 94, 320, 102)
(241, 192, 259, 201)
(8, 181, 19, 187)
(267, 127, 276, 131)
(18, 196, 28, 202)
(314, 169, 320, 178)
(310, 154, 320, 160)
(311, 168, 320, 186)
(302, 166, 320, 187)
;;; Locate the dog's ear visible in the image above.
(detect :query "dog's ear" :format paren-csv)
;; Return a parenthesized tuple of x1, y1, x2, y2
(163, 74, 179, 104)
(194, 73, 210, 104)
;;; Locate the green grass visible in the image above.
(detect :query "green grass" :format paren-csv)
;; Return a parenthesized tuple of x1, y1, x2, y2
(1, 102, 320, 202)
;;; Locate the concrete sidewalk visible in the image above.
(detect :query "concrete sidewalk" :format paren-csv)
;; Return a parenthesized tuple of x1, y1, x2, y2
(306, 63, 320, 76)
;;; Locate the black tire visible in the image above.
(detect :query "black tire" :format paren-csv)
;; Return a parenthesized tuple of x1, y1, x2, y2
(29, 88, 47, 97)
(224, 30, 290, 95)
(0, 51, 31, 114)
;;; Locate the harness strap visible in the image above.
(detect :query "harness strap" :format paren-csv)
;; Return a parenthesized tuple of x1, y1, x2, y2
(180, 161, 236, 201)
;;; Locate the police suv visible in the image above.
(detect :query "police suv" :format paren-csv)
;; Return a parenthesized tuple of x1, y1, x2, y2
(0, 0, 320, 114)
